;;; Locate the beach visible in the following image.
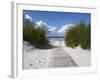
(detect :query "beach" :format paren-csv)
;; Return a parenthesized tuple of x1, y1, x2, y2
(23, 40, 91, 69)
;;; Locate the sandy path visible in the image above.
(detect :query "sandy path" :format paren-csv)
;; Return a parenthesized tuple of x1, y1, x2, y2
(48, 47, 78, 68)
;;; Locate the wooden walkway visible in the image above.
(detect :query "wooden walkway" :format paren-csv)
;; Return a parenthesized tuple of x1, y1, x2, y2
(48, 48, 78, 68)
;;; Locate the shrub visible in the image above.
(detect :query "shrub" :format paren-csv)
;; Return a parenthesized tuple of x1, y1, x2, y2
(23, 19, 49, 48)
(30, 27, 49, 48)
(23, 19, 33, 42)
(65, 26, 79, 48)
(80, 24, 91, 49)
(65, 21, 91, 49)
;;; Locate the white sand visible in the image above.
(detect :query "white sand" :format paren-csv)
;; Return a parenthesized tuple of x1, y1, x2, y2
(23, 41, 52, 69)
(61, 41, 91, 67)
(23, 40, 91, 69)
(50, 40, 91, 66)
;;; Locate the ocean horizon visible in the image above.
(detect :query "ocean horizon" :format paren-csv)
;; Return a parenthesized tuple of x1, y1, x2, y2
(47, 35, 64, 41)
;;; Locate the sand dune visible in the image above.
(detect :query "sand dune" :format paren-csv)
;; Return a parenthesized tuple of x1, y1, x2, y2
(23, 40, 91, 69)
(23, 41, 52, 69)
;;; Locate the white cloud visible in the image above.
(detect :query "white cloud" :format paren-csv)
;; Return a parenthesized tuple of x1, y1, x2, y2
(48, 26, 56, 32)
(25, 14, 32, 22)
(58, 24, 74, 33)
(24, 15, 56, 32)
(35, 20, 47, 29)
(35, 20, 47, 26)
(35, 20, 56, 32)
(36, 21, 43, 26)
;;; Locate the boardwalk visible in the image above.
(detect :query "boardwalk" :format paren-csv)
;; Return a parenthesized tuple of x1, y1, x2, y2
(48, 48, 78, 68)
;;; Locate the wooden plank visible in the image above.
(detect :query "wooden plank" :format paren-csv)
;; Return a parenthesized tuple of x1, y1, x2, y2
(48, 48, 78, 68)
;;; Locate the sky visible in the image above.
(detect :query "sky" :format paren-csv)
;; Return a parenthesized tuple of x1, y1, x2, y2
(23, 10, 91, 36)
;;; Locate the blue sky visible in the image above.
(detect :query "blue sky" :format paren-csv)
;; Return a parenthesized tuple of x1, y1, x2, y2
(23, 10, 91, 35)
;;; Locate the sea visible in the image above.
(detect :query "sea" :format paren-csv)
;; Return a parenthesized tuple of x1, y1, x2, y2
(47, 36, 64, 41)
